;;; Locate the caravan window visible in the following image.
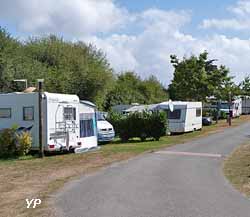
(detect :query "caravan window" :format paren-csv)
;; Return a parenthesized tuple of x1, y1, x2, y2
(0, 108, 11, 118)
(196, 108, 201, 117)
(168, 109, 181, 119)
(23, 107, 34, 121)
(64, 107, 76, 120)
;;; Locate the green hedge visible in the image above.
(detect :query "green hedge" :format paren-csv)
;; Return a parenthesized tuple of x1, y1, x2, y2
(0, 127, 32, 159)
(108, 111, 167, 142)
(203, 108, 227, 120)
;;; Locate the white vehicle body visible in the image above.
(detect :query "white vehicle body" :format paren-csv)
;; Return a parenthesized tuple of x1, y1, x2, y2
(156, 101, 202, 133)
(0, 92, 97, 152)
(241, 96, 250, 114)
(97, 112, 115, 142)
(220, 98, 242, 118)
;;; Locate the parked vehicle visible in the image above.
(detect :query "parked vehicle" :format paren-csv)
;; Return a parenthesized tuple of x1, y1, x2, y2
(0, 92, 98, 152)
(97, 111, 115, 142)
(241, 96, 250, 114)
(156, 101, 202, 133)
(202, 117, 212, 126)
(219, 98, 242, 118)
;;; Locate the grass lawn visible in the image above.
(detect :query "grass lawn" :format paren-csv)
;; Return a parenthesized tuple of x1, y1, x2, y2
(224, 143, 250, 197)
(0, 115, 250, 217)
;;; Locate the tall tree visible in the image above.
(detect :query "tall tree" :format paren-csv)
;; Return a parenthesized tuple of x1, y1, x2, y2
(239, 76, 250, 96)
(104, 72, 168, 110)
(168, 51, 234, 101)
(23, 36, 115, 108)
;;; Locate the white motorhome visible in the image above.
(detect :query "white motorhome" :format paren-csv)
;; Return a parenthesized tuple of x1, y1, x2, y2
(0, 92, 98, 152)
(156, 101, 202, 133)
(241, 96, 250, 114)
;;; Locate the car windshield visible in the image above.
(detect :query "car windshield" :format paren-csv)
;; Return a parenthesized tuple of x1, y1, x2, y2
(220, 103, 229, 109)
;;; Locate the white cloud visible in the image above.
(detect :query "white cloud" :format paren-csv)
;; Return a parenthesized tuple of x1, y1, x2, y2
(83, 9, 193, 85)
(201, 0, 250, 30)
(0, 0, 128, 37)
(84, 8, 250, 85)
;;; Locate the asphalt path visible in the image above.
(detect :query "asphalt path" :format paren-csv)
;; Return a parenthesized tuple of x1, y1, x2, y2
(55, 122, 250, 217)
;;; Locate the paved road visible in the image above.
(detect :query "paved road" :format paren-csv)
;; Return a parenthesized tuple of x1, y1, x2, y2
(55, 123, 250, 217)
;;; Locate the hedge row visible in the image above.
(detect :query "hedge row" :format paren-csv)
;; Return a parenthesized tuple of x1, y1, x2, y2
(0, 127, 32, 159)
(108, 111, 167, 142)
(203, 109, 228, 120)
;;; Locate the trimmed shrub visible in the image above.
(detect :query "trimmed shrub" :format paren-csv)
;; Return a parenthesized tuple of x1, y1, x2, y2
(0, 128, 32, 158)
(108, 111, 167, 142)
(147, 111, 167, 141)
(0, 128, 17, 158)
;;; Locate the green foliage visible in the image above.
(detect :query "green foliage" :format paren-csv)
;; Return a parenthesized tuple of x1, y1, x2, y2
(104, 72, 168, 110)
(169, 51, 234, 101)
(108, 111, 167, 142)
(0, 128, 16, 158)
(219, 111, 228, 120)
(203, 107, 228, 120)
(0, 128, 32, 158)
(239, 76, 250, 96)
(0, 27, 168, 110)
(16, 131, 32, 157)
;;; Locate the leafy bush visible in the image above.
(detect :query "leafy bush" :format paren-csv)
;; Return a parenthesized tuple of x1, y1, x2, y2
(0, 127, 32, 158)
(0, 128, 17, 158)
(220, 111, 228, 119)
(108, 111, 167, 142)
(16, 131, 32, 157)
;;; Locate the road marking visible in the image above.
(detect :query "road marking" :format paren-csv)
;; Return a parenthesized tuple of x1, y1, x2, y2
(155, 151, 222, 158)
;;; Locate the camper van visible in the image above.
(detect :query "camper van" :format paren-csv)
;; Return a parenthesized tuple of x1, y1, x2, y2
(0, 92, 98, 152)
(156, 101, 202, 133)
(96, 111, 115, 142)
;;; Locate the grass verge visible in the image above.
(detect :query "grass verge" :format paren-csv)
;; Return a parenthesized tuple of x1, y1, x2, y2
(0, 115, 250, 217)
(223, 143, 250, 197)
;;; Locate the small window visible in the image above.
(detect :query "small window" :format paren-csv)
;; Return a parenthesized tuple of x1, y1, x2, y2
(168, 109, 181, 119)
(23, 107, 34, 121)
(196, 108, 201, 117)
(64, 107, 76, 120)
(0, 108, 11, 118)
(80, 119, 94, 138)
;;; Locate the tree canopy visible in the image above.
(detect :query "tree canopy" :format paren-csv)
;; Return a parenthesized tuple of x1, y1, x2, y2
(168, 51, 237, 101)
(104, 72, 168, 110)
(239, 76, 250, 96)
(0, 27, 168, 110)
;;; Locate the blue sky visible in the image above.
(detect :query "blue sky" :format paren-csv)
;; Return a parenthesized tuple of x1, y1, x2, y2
(116, 0, 248, 38)
(0, 0, 250, 85)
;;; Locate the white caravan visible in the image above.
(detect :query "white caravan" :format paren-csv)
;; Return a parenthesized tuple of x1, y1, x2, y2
(0, 92, 98, 152)
(156, 101, 202, 133)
